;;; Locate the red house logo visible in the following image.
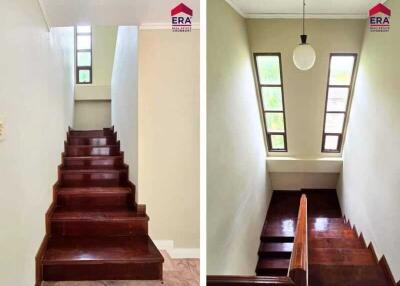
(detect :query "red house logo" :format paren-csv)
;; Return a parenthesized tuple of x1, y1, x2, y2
(171, 3, 193, 32)
(369, 3, 391, 32)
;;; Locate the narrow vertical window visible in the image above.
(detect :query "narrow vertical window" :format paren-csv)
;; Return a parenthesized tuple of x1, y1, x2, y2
(322, 54, 357, 152)
(75, 26, 92, 84)
(254, 53, 288, 152)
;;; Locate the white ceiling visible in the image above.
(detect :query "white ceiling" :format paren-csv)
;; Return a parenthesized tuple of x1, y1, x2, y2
(226, 0, 387, 19)
(39, 0, 200, 27)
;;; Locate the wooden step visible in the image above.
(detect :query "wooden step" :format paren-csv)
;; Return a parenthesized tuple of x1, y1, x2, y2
(42, 235, 163, 281)
(308, 218, 346, 224)
(310, 222, 352, 232)
(258, 242, 293, 258)
(256, 258, 289, 276)
(60, 168, 128, 187)
(310, 228, 358, 239)
(68, 129, 114, 137)
(310, 248, 375, 266)
(62, 155, 124, 169)
(308, 218, 349, 229)
(261, 219, 296, 242)
(57, 187, 133, 209)
(50, 207, 148, 236)
(310, 238, 365, 249)
(67, 136, 117, 146)
(309, 265, 391, 286)
(65, 144, 120, 157)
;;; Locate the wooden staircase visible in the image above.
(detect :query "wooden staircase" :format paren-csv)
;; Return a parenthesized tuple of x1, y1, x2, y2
(208, 189, 396, 286)
(307, 190, 391, 286)
(35, 127, 163, 285)
(256, 192, 301, 276)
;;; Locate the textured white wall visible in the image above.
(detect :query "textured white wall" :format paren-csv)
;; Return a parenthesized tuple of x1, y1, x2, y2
(111, 26, 139, 186)
(0, 1, 74, 285)
(337, 0, 400, 281)
(207, 0, 272, 275)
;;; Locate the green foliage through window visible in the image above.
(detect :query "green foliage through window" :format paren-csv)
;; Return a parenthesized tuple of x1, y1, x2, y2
(256, 56, 281, 85)
(255, 54, 287, 152)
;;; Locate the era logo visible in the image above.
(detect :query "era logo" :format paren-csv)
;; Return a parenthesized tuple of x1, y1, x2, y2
(171, 3, 193, 32)
(369, 3, 391, 32)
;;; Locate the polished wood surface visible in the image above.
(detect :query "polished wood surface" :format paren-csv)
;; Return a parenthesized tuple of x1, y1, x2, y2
(256, 191, 301, 277)
(288, 194, 307, 286)
(35, 127, 163, 285)
(207, 275, 295, 285)
(43, 250, 199, 285)
(306, 190, 390, 286)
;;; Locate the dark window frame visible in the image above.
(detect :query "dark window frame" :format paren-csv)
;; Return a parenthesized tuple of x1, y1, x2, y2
(321, 53, 358, 153)
(254, 53, 288, 152)
(75, 26, 93, 84)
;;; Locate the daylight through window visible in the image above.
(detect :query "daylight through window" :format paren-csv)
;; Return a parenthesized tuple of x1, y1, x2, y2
(254, 53, 288, 152)
(322, 54, 357, 152)
(75, 26, 92, 84)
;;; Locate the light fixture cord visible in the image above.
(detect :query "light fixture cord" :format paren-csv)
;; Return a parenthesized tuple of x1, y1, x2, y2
(302, 0, 305, 35)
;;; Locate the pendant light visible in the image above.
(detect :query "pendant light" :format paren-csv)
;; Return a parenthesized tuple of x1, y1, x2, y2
(293, 0, 316, 71)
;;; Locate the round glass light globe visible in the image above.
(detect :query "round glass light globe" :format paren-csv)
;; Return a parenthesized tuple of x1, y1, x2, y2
(293, 44, 316, 71)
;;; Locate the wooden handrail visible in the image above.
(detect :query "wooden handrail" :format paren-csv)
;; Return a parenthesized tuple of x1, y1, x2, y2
(288, 194, 308, 286)
(207, 275, 295, 285)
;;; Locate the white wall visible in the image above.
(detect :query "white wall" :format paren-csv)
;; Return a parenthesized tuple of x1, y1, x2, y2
(111, 26, 139, 186)
(207, 0, 272, 275)
(138, 29, 200, 251)
(0, 1, 74, 285)
(337, 0, 400, 281)
(74, 100, 111, 129)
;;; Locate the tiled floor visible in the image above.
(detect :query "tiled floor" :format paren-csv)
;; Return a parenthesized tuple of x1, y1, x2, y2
(42, 251, 199, 286)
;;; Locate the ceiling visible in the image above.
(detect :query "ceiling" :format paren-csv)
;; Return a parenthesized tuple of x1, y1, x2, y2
(39, 0, 200, 27)
(226, 0, 386, 19)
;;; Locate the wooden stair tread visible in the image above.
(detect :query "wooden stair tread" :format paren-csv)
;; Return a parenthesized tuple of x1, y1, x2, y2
(68, 130, 115, 137)
(257, 258, 290, 269)
(310, 237, 364, 249)
(309, 265, 391, 286)
(58, 187, 131, 195)
(44, 235, 163, 264)
(310, 248, 375, 265)
(64, 155, 123, 160)
(52, 207, 146, 221)
(259, 242, 293, 253)
(310, 228, 357, 239)
(262, 220, 296, 237)
(59, 181, 129, 188)
(66, 144, 120, 148)
(61, 165, 125, 170)
(308, 218, 345, 224)
(60, 168, 128, 173)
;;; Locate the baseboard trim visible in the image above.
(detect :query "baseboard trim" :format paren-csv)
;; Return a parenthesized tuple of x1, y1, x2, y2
(154, 240, 200, 259)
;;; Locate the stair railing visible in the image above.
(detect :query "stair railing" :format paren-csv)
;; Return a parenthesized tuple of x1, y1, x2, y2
(288, 194, 308, 286)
